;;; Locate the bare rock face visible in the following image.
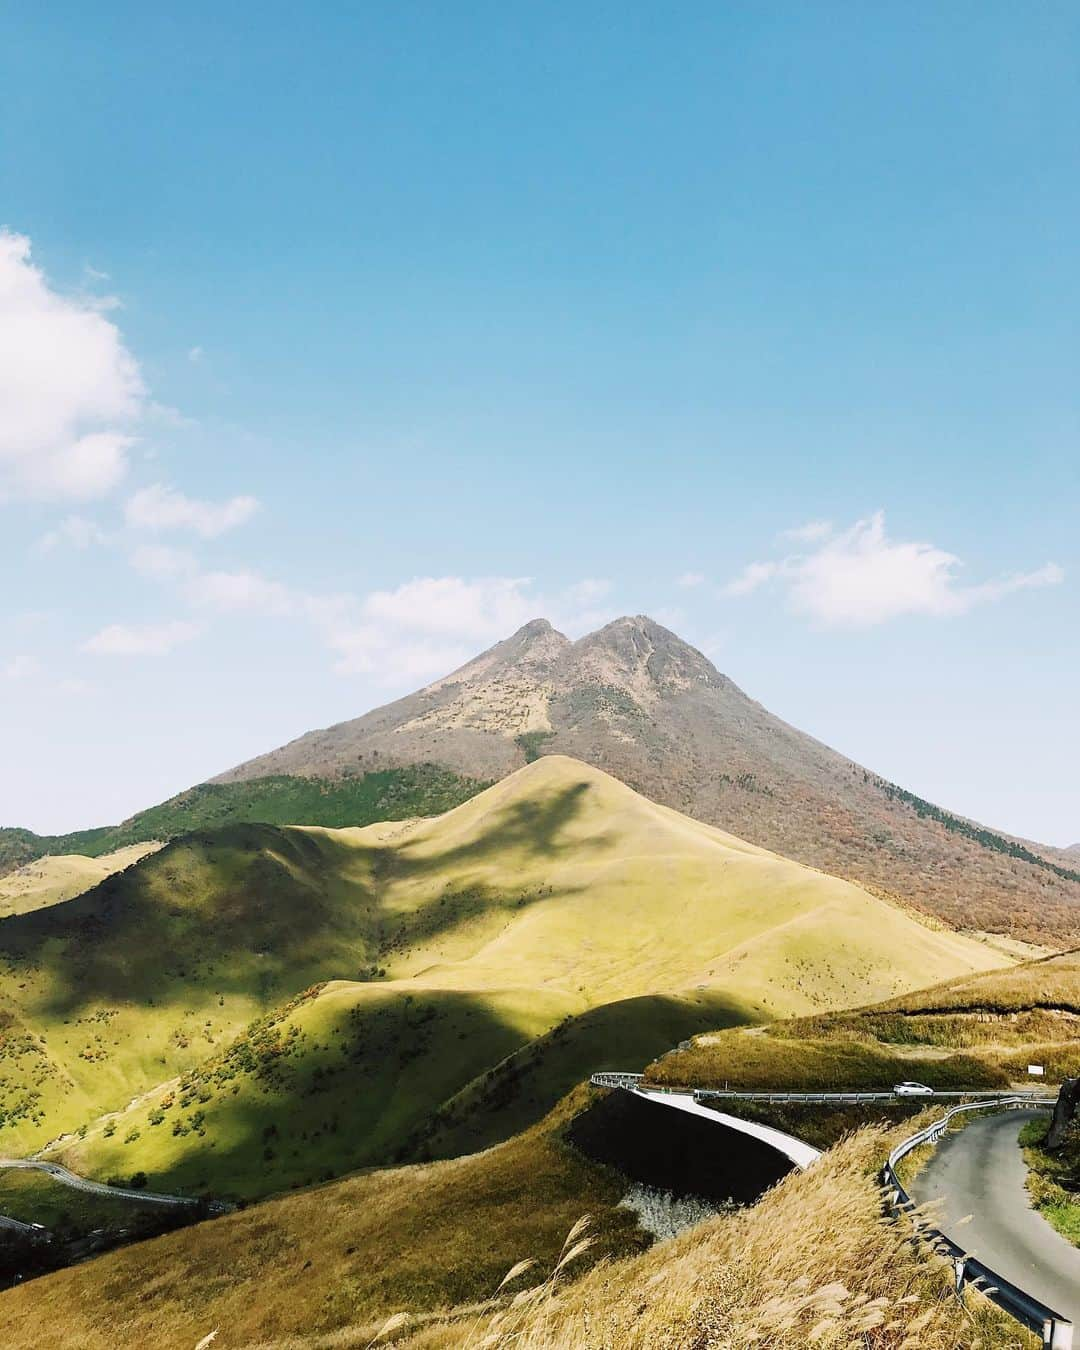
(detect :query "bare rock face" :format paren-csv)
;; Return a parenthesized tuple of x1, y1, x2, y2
(1047, 1077, 1080, 1150)
(212, 614, 1080, 942)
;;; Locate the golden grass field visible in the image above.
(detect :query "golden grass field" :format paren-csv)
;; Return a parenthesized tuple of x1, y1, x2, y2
(0, 759, 1066, 1350)
(32, 756, 1010, 1198)
(0, 1106, 1037, 1350)
(647, 947, 1080, 1093)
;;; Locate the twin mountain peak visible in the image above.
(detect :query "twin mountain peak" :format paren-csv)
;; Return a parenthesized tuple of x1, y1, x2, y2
(215, 615, 1080, 942)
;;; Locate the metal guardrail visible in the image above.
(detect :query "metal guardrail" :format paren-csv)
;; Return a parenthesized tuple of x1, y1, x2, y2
(883, 1096, 1071, 1350)
(590, 1073, 1052, 1106)
(591, 1074, 1071, 1347)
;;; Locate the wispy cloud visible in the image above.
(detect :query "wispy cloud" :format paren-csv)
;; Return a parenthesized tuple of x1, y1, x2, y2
(676, 571, 705, 588)
(724, 511, 1064, 627)
(82, 620, 201, 656)
(125, 484, 259, 538)
(3, 654, 40, 681)
(132, 557, 616, 684)
(37, 514, 110, 553)
(780, 520, 832, 544)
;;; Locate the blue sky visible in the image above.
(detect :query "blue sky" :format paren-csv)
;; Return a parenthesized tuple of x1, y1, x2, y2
(1, 2, 1077, 844)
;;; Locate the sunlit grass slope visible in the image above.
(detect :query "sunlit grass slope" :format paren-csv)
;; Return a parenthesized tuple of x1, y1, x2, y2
(0, 843, 160, 918)
(0, 823, 391, 1155)
(326, 755, 1008, 1012)
(648, 946, 1080, 1092)
(2, 757, 1006, 1195)
(0, 1089, 650, 1350)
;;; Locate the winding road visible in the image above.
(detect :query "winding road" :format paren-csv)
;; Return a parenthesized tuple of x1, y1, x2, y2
(910, 1110, 1080, 1326)
(0, 1158, 225, 1212)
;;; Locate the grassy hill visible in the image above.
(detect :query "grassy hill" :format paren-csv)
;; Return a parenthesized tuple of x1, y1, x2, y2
(0, 1088, 652, 1350)
(0, 844, 160, 917)
(646, 947, 1080, 1094)
(0, 756, 1008, 1199)
(0, 1100, 1033, 1349)
(0, 765, 487, 877)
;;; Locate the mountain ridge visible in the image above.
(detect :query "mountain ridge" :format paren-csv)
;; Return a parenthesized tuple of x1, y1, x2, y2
(213, 615, 1080, 943)
(21, 754, 1005, 1196)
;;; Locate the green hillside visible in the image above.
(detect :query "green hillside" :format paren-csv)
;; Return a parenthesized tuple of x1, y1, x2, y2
(0, 844, 161, 917)
(0, 765, 487, 876)
(647, 947, 1080, 1093)
(0, 756, 1009, 1200)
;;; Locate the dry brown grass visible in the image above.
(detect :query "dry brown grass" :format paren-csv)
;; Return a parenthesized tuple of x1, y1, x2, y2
(0, 1089, 645, 1350)
(390, 1126, 1035, 1350)
(649, 948, 1080, 1097)
(235, 1123, 1035, 1350)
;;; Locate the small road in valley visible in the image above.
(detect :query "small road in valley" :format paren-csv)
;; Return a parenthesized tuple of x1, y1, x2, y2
(0, 1157, 221, 1211)
(910, 1109, 1080, 1326)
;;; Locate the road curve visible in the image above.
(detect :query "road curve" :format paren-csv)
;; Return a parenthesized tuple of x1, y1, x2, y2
(631, 1088, 822, 1170)
(0, 1157, 210, 1209)
(910, 1109, 1080, 1325)
(0, 1213, 46, 1241)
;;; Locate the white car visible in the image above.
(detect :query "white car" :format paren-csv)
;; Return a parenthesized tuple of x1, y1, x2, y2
(894, 1081, 934, 1097)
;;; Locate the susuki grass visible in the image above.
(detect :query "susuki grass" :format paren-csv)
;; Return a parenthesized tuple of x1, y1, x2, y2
(0, 1088, 648, 1350)
(392, 1125, 1037, 1350)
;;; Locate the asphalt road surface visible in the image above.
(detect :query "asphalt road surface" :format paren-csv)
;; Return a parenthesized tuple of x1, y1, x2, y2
(0, 1158, 207, 1208)
(911, 1109, 1080, 1324)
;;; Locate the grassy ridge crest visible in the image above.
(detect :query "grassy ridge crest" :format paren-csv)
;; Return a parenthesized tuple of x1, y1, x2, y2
(0, 765, 488, 875)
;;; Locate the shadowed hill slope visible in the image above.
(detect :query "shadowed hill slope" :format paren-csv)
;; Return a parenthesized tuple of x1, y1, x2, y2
(213, 615, 1080, 943)
(0, 757, 1006, 1197)
(0, 765, 487, 879)
(0, 843, 161, 917)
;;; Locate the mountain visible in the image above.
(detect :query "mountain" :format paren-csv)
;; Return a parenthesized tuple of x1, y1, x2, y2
(5, 757, 1004, 1198)
(215, 615, 1080, 943)
(0, 765, 486, 877)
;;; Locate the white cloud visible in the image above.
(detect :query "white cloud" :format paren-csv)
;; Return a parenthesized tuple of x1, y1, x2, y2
(360, 576, 536, 639)
(967, 562, 1065, 606)
(562, 578, 612, 607)
(130, 544, 198, 578)
(83, 620, 200, 656)
(0, 231, 144, 500)
(723, 560, 780, 597)
(676, 571, 705, 588)
(3, 654, 39, 681)
(135, 554, 617, 684)
(185, 569, 296, 616)
(125, 484, 259, 537)
(57, 676, 92, 696)
(780, 520, 833, 543)
(324, 625, 477, 681)
(37, 514, 109, 553)
(725, 511, 1064, 627)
